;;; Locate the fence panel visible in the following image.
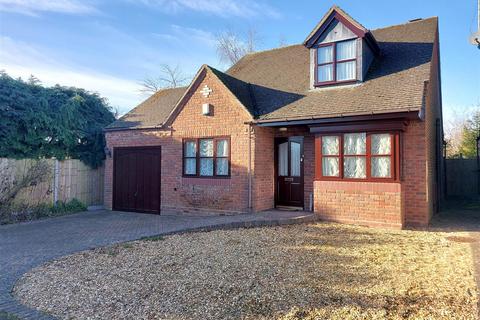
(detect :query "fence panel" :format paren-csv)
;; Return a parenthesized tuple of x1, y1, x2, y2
(446, 159, 479, 197)
(0, 158, 104, 207)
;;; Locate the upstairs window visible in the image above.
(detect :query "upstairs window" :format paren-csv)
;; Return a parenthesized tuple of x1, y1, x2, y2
(316, 39, 357, 85)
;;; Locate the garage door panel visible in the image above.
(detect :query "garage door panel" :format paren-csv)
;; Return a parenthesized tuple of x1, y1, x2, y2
(136, 153, 146, 212)
(127, 153, 137, 210)
(113, 147, 161, 214)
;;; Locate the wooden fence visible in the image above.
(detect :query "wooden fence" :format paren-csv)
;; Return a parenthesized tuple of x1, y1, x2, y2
(0, 158, 104, 207)
(445, 159, 479, 197)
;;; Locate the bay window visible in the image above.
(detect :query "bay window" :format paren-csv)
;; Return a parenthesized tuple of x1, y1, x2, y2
(316, 39, 357, 85)
(317, 132, 398, 181)
(183, 137, 230, 177)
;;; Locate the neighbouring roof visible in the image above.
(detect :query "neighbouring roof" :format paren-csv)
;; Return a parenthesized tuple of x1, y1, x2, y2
(107, 16, 438, 130)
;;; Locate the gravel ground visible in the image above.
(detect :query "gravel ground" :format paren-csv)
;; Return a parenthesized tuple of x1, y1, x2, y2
(14, 222, 478, 319)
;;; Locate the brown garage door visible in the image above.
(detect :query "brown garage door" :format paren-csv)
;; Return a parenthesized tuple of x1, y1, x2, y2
(113, 146, 161, 214)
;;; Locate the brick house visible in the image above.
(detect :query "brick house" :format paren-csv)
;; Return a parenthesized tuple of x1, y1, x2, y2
(104, 6, 444, 228)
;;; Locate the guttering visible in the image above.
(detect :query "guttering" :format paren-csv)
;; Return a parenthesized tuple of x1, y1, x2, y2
(103, 124, 168, 132)
(248, 109, 421, 127)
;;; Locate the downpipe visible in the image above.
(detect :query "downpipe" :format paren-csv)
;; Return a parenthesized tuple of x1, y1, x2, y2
(248, 124, 253, 213)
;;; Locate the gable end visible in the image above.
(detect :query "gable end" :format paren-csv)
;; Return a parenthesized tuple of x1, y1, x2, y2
(304, 9, 366, 48)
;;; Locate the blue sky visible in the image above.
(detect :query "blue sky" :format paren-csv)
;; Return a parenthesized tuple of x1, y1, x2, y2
(0, 0, 478, 119)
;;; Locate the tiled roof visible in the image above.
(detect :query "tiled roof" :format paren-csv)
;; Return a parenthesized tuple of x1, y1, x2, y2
(106, 86, 186, 130)
(228, 17, 437, 122)
(208, 66, 256, 116)
(107, 17, 437, 130)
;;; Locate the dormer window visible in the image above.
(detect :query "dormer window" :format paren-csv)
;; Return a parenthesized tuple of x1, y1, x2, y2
(305, 6, 380, 89)
(316, 39, 357, 86)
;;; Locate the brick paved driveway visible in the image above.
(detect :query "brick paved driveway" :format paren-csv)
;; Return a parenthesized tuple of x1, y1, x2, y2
(0, 209, 314, 319)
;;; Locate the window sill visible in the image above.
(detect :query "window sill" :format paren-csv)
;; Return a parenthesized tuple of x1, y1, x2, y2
(314, 80, 358, 87)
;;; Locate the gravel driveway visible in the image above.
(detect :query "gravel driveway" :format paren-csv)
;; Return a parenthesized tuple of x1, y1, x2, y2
(0, 209, 314, 319)
(13, 222, 479, 320)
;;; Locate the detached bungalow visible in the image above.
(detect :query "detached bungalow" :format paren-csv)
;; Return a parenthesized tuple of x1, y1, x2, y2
(104, 6, 444, 228)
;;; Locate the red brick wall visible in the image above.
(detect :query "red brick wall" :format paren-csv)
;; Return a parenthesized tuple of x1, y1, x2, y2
(252, 126, 275, 211)
(105, 68, 256, 214)
(311, 119, 434, 229)
(402, 23, 442, 226)
(402, 120, 429, 226)
(314, 180, 403, 229)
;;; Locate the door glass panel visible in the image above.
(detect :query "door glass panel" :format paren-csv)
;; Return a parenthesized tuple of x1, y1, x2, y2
(278, 142, 288, 176)
(290, 142, 301, 177)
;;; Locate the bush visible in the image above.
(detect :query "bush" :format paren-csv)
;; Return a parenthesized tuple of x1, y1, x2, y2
(0, 72, 116, 168)
(50, 199, 87, 215)
(0, 198, 87, 225)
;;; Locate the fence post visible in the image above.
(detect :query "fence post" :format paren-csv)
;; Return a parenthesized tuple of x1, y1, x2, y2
(53, 159, 59, 204)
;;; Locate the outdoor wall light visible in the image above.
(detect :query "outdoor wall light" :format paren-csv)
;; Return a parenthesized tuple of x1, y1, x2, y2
(104, 146, 112, 158)
(202, 103, 211, 116)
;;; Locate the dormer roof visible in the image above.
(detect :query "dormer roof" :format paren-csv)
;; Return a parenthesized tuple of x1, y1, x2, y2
(303, 5, 380, 55)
